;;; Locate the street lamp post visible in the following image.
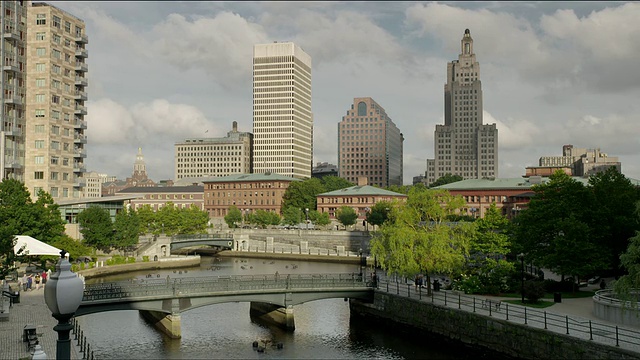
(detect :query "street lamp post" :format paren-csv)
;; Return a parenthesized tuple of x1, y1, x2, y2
(518, 253, 525, 303)
(44, 250, 84, 360)
(358, 248, 365, 282)
(304, 208, 309, 230)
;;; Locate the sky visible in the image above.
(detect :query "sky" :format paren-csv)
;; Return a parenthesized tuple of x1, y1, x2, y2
(48, 1, 640, 185)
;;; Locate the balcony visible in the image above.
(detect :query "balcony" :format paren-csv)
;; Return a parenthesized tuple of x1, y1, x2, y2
(73, 177, 86, 188)
(74, 90, 87, 101)
(73, 118, 87, 129)
(74, 148, 87, 158)
(3, 95, 22, 106)
(73, 134, 87, 144)
(74, 105, 87, 115)
(2, 25, 20, 41)
(75, 48, 88, 58)
(3, 126, 22, 137)
(74, 76, 88, 87)
(75, 62, 88, 73)
(3, 58, 19, 73)
(73, 163, 86, 173)
(3, 157, 22, 169)
(74, 34, 88, 44)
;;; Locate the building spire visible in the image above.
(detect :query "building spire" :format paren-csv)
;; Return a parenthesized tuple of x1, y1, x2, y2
(461, 28, 473, 56)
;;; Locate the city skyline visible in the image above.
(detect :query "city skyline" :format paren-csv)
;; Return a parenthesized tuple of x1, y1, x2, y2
(47, 1, 640, 184)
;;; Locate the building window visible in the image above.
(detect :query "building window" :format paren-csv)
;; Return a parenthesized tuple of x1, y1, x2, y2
(35, 140, 45, 149)
(35, 94, 45, 103)
(50, 172, 59, 180)
(53, 16, 61, 29)
(53, 34, 61, 44)
(65, 21, 71, 33)
(35, 63, 45, 72)
(34, 156, 44, 164)
(35, 78, 46, 87)
(50, 187, 59, 197)
(52, 95, 60, 104)
(53, 80, 60, 89)
(35, 125, 45, 133)
(51, 141, 60, 150)
(51, 125, 60, 135)
(52, 49, 61, 59)
(34, 172, 44, 180)
(62, 188, 69, 197)
(52, 110, 60, 119)
(51, 157, 59, 165)
(36, 48, 46, 56)
(36, 32, 45, 41)
(36, 14, 46, 25)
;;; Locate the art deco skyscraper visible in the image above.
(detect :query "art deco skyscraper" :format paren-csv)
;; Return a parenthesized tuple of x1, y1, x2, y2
(0, 1, 27, 182)
(425, 29, 498, 186)
(25, 2, 88, 199)
(338, 97, 403, 187)
(252, 42, 312, 179)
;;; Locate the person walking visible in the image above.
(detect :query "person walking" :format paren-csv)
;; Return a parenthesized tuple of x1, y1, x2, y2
(42, 271, 47, 286)
(34, 273, 41, 290)
(27, 275, 33, 291)
(22, 274, 27, 291)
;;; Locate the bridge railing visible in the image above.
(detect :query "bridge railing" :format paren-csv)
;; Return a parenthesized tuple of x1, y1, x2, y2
(82, 273, 370, 302)
(172, 233, 234, 242)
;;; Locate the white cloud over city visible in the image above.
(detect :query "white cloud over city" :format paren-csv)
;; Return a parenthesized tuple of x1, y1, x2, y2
(51, 1, 640, 183)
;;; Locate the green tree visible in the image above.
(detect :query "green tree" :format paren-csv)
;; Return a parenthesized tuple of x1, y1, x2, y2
(336, 206, 358, 228)
(281, 207, 303, 226)
(78, 207, 113, 251)
(50, 234, 93, 260)
(113, 208, 140, 254)
(429, 173, 464, 188)
(32, 190, 67, 244)
(179, 205, 209, 234)
(313, 211, 331, 228)
(224, 206, 242, 228)
(371, 188, 471, 295)
(512, 171, 607, 287)
(588, 167, 640, 274)
(136, 205, 157, 235)
(385, 184, 412, 194)
(281, 178, 324, 212)
(253, 210, 278, 229)
(366, 201, 394, 228)
(156, 202, 181, 236)
(321, 176, 354, 192)
(614, 216, 640, 310)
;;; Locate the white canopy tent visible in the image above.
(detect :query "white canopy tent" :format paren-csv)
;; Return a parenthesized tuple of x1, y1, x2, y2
(13, 235, 64, 257)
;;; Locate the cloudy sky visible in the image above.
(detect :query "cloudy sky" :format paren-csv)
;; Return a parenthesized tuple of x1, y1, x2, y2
(48, 1, 640, 184)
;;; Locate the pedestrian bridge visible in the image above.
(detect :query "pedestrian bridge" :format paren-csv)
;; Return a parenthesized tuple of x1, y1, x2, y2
(170, 233, 234, 252)
(76, 273, 373, 338)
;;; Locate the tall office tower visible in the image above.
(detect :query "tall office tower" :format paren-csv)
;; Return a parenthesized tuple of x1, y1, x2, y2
(425, 29, 498, 186)
(338, 97, 404, 187)
(0, 1, 27, 182)
(252, 42, 312, 179)
(174, 121, 253, 180)
(25, 2, 88, 199)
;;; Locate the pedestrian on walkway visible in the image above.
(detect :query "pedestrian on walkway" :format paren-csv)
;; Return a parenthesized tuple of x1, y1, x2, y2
(27, 275, 33, 291)
(35, 273, 41, 290)
(21, 274, 27, 291)
(42, 271, 47, 285)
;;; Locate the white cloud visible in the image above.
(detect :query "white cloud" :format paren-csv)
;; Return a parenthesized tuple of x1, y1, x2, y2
(488, 112, 541, 150)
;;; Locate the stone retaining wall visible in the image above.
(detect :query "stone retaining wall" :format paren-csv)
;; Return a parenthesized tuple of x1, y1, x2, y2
(350, 291, 640, 360)
(77, 257, 201, 279)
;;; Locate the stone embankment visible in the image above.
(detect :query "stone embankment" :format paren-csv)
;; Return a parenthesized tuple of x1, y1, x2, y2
(78, 256, 200, 279)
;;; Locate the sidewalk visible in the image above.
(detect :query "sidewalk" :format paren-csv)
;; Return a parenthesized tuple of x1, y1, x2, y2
(0, 281, 83, 360)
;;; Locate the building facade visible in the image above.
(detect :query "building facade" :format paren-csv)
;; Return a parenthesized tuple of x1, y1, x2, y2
(338, 97, 403, 188)
(203, 173, 301, 218)
(252, 42, 312, 179)
(312, 162, 338, 179)
(116, 185, 204, 212)
(1, 1, 27, 182)
(425, 29, 498, 186)
(536, 145, 621, 177)
(174, 121, 253, 180)
(24, 2, 88, 199)
(83, 171, 115, 198)
(316, 178, 407, 219)
(102, 147, 155, 196)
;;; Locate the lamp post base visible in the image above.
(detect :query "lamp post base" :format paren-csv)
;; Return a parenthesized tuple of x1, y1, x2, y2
(53, 313, 74, 360)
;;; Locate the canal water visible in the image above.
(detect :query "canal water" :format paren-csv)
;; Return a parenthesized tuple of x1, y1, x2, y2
(77, 256, 510, 359)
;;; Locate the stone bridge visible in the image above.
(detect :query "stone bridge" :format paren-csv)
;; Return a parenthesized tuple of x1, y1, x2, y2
(169, 234, 234, 253)
(76, 273, 373, 338)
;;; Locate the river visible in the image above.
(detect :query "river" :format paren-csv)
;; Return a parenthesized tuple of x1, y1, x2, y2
(76, 256, 510, 359)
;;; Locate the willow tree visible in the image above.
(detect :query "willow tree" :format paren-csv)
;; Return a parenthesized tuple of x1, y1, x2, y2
(371, 187, 471, 294)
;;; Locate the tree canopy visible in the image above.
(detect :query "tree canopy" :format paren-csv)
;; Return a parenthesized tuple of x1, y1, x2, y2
(78, 206, 113, 251)
(366, 201, 394, 228)
(336, 206, 358, 227)
(281, 176, 354, 214)
(429, 174, 464, 188)
(224, 206, 242, 228)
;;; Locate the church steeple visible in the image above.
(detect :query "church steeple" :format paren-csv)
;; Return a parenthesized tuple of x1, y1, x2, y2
(132, 147, 148, 180)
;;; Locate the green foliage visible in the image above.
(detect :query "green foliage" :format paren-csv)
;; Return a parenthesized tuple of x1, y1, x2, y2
(32, 189, 67, 244)
(523, 280, 546, 303)
(156, 202, 181, 236)
(429, 174, 464, 188)
(366, 201, 394, 227)
(179, 205, 210, 234)
(252, 210, 281, 228)
(313, 211, 331, 228)
(78, 206, 113, 251)
(614, 221, 640, 310)
(281, 207, 303, 226)
(512, 171, 608, 280)
(49, 235, 93, 259)
(113, 208, 140, 252)
(321, 176, 354, 192)
(142, 256, 149, 262)
(385, 184, 412, 195)
(136, 205, 156, 235)
(451, 274, 483, 294)
(371, 188, 471, 294)
(224, 206, 242, 228)
(336, 206, 358, 227)
(281, 178, 324, 212)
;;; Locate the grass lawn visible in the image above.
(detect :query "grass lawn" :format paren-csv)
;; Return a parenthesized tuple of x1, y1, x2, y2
(498, 290, 595, 299)
(502, 299, 555, 309)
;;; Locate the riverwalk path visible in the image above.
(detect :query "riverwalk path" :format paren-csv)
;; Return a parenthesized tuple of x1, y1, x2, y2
(0, 281, 86, 360)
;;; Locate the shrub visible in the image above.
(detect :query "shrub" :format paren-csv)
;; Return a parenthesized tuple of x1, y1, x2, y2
(127, 257, 136, 264)
(452, 274, 483, 294)
(88, 261, 95, 269)
(80, 262, 85, 270)
(523, 280, 546, 303)
(142, 256, 149, 262)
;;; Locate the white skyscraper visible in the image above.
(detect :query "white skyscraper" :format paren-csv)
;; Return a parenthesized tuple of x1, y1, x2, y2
(425, 29, 498, 186)
(252, 42, 312, 179)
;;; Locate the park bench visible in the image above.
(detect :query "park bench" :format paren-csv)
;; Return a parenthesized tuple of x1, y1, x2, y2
(481, 298, 502, 312)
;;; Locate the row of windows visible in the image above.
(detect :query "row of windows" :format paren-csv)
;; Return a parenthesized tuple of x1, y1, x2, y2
(205, 182, 286, 190)
(32, 171, 72, 181)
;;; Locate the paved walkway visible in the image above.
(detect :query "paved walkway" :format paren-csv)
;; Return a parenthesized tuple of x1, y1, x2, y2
(0, 281, 85, 360)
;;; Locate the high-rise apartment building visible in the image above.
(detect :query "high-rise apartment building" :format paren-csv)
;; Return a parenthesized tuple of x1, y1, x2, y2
(174, 121, 253, 180)
(338, 97, 403, 187)
(25, 2, 88, 199)
(0, 1, 27, 182)
(425, 29, 497, 186)
(252, 42, 312, 179)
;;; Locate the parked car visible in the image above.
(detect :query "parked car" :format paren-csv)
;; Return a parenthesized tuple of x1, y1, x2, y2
(588, 276, 601, 284)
